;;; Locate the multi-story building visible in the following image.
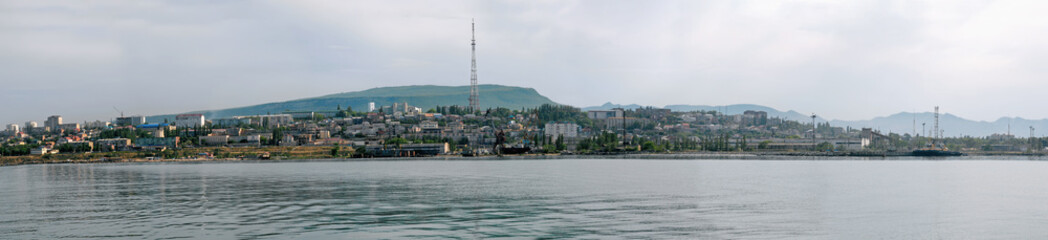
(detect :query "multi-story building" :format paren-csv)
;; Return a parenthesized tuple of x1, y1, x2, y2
(380, 102, 422, 115)
(419, 120, 441, 134)
(213, 118, 252, 127)
(257, 114, 294, 128)
(6, 124, 19, 133)
(115, 116, 146, 126)
(200, 135, 230, 146)
(586, 109, 624, 119)
(175, 114, 205, 128)
(45, 115, 62, 131)
(137, 123, 173, 138)
(95, 138, 132, 152)
(743, 110, 768, 126)
(59, 123, 80, 132)
(544, 122, 579, 140)
(135, 137, 180, 150)
(83, 120, 111, 129)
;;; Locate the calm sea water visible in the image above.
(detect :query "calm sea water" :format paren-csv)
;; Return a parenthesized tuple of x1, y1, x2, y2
(2, 159, 1048, 239)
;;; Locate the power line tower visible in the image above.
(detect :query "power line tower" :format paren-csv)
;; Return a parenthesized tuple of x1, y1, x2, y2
(468, 19, 480, 112)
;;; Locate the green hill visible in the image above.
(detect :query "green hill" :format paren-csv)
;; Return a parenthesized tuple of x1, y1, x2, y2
(147, 84, 557, 122)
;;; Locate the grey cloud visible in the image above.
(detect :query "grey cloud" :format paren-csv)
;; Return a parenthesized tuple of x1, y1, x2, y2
(2, 0, 1047, 125)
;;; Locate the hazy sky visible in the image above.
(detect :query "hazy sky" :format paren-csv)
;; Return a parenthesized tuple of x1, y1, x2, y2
(3, 0, 1047, 125)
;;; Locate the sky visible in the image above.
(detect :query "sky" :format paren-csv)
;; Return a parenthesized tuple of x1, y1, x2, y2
(2, 0, 1048, 126)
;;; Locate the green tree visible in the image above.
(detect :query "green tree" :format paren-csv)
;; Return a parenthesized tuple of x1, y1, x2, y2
(555, 135, 566, 151)
(816, 142, 834, 151)
(385, 137, 408, 147)
(758, 140, 771, 150)
(271, 128, 284, 145)
(641, 140, 656, 152)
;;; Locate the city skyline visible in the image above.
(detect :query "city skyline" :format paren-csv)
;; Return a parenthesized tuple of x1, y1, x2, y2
(4, 1, 1048, 125)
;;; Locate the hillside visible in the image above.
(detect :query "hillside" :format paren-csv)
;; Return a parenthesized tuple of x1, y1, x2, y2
(148, 84, 556, 122)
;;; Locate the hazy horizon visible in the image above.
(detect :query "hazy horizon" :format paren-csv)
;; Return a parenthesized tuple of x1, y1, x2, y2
(4, 1, 1048, 125)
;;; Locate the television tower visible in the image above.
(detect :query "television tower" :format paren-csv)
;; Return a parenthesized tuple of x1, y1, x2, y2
(468, 19, 480, 112)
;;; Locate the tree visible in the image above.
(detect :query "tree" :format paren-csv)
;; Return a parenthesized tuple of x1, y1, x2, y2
(555, 134, 566, 151)
(816, 142, 834, 151)
(331, 144, 340, 157)
(543, 144, 558, 153)
(758, 140, 771, 150)
(641, 140, 657, 152)
(271, 128, 284, 145)
(385, 137, 408, 147)
(531, 104, 592, 127)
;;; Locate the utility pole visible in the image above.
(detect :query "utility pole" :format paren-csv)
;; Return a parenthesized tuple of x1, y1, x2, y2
(811, 113, 817, 151)
(1031, 126, 1036, 152)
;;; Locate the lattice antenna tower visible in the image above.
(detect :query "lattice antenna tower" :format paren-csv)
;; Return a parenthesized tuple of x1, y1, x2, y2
(468, 19, 480, 112)
(934, 106, 940, 148)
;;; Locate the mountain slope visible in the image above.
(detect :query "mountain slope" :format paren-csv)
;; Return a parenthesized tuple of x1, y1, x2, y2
(148, 84, 556, 122)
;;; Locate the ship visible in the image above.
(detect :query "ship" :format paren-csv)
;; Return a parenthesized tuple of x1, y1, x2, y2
(499, 146, 531, 155)
(491, 129, 533, 155)
(912, 149, 964, 156)
(911, 106, 964, 157)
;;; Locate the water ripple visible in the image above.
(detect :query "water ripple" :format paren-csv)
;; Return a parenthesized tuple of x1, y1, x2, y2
(2, 160, 1048, 239)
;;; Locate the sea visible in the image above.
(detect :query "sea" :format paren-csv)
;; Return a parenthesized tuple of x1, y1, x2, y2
(2, 158, 1047, 239)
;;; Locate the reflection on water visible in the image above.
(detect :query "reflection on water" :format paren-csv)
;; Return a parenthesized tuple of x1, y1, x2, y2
(2, 159, 1048, 239)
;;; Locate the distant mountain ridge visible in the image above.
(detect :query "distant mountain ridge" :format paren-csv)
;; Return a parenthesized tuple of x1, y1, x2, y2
(830, 112, 1048, 138)
(147, 86, 1044, 137)
(583, 102, 818, 121)
(583, 102, 1045, 137)
(148, 84, 556, 122)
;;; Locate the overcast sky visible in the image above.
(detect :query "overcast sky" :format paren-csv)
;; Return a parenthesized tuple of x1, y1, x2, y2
(2, 0, 1047, 125)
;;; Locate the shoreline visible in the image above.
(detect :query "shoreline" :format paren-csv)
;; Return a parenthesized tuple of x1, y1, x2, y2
(4, 152, 1048, 167)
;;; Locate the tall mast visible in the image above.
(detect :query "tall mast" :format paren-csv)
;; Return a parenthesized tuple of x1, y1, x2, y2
(934, 106, 940, 149)
(468, 19, 480, 112)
